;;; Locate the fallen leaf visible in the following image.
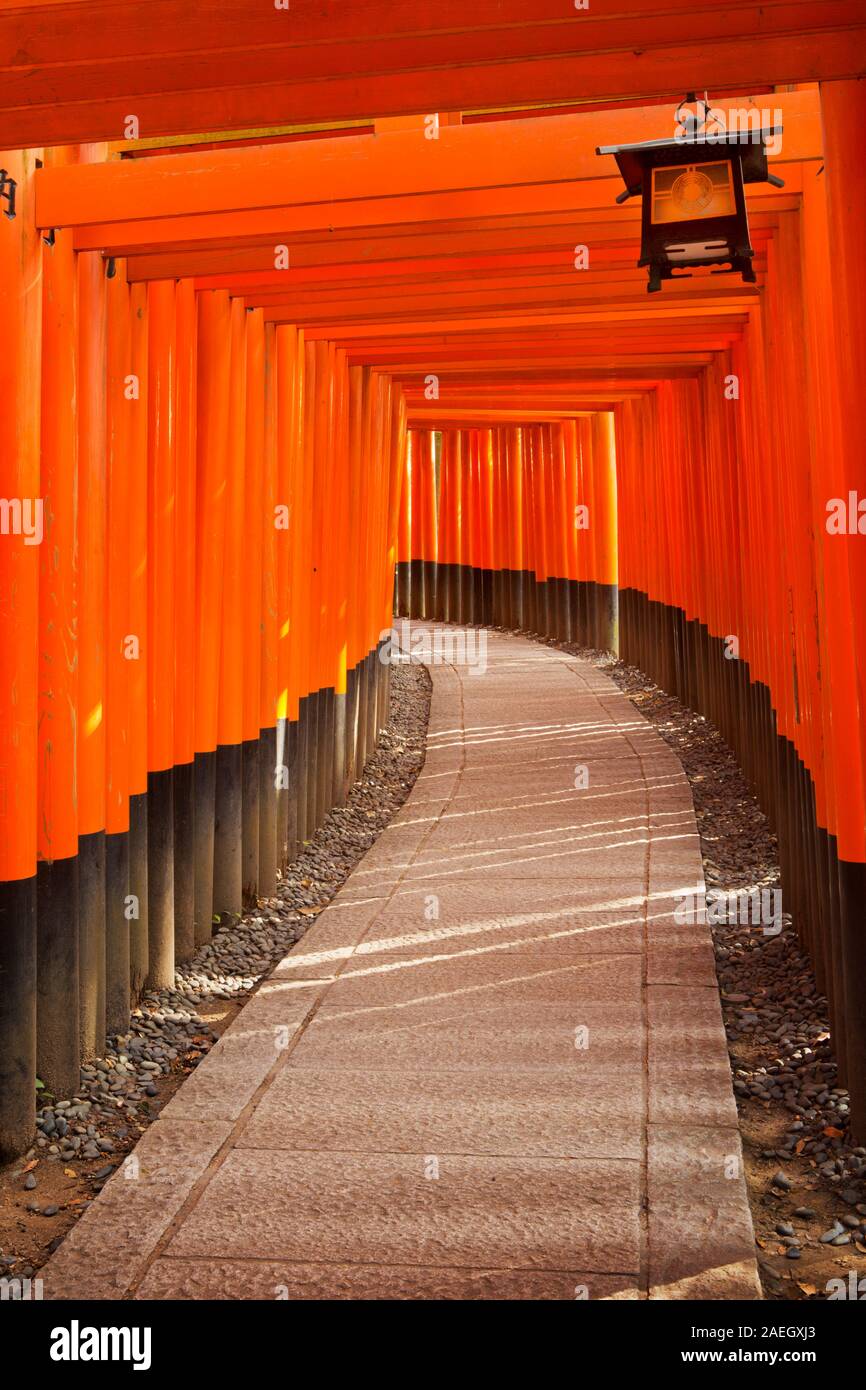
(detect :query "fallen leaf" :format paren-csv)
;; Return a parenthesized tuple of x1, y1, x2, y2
(22, 1159, 38, 1173)
(63, 1167, 77, 1178)
(823, 1126, 844, 1139)
(795, 1139, 806, 1154)
(797, 1282, 818, 1296)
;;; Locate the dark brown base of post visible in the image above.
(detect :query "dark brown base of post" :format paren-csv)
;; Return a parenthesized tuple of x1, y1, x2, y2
(36, 855, 80, 1098)
(173, 761, 196, 962)
(0, 875, 36, 1162)
(78, 829, 106, 1060)
(104, 830, 130, 1038)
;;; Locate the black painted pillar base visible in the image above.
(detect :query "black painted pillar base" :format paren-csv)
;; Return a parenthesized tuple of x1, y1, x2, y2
(258, 724, 278, 898)
(36, 856, 80, 1097)
(285, 716, 300, 864)
(173, 761, 195, 963)
(275, 716, 288, 869)
(78, 829, 106, 1060)
(409, 558, 425, 619)
(193, 750, 216, 947)
(305, 690, 321, 839)
(104, 831, 130, 1039)
(296, 695, 310, 849)
(839, 857, 866, 1139)
(128, 790, 149, 1000)
(345, 665, 359, 790)
(333, 689, 348, 807)
(242, 736, 260, 908)
(147, 768, 175, 989)
(395, 559, 411, 618)
(366, 652, 379, 765)
(422, 558, 438, 621)
(213, 742, 243, 924)
(316, 687, 335, 830)
(0, 876, 36, 1162)
(596, 581, 619, 654)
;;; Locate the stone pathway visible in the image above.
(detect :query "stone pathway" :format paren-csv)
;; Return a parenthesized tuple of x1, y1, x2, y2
(43, 628, 760, 1300)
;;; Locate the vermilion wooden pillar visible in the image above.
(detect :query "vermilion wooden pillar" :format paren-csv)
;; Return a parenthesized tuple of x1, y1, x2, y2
(127, 279, 149, 995)
(0, 149, 42, 1160)
(593, 411, 618, 653)
(821, 78, 866, 1138)
(104, 256, 131, 1036)
(173, 277, 198, 962)
(37, 146, 80, 1093)
(242, 307, 265, 903)
(193, 290, 230, 944)
(146, 278, 177, 987)
(212, 296, 246, 921)
(77, 247, 108, 1054)
(278, 325, 303, 860)
(258, 320, 279, 892)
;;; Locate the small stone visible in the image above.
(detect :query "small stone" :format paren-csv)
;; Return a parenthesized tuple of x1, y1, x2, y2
(23, 1174, 37, 1191)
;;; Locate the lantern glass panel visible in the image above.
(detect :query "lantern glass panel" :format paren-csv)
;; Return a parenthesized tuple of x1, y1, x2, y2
(651, 160, 736, 224)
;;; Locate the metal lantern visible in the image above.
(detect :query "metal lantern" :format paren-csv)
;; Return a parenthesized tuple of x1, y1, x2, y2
(598, 96, 784, 293)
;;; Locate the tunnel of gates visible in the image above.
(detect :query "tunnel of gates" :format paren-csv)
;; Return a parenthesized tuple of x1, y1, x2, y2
(1, 6, 866, 1162)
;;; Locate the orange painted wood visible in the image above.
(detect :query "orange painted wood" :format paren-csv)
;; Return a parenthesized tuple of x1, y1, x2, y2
(104, 258, 131, 837)
(39, 149, 80, 859)
(77, 250, 108, 831)
(194, 290, 230, 756)
(174, 276, 197, 768)
(0, 150, 42, 882)
(146, 278, 176, 775)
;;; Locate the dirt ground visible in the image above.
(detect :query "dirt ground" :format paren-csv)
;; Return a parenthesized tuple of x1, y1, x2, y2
(0, 993, 241, 1280)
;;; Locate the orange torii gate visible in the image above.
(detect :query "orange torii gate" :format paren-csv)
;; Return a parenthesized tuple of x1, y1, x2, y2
(1, 0, 864, 146)
(0, 16, 866, 1178)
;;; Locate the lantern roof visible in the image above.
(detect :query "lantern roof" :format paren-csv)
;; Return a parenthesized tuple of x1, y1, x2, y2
(598, 128, 782, 198)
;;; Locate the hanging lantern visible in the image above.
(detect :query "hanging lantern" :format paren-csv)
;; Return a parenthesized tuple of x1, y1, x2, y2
(598, 95, 784, 293)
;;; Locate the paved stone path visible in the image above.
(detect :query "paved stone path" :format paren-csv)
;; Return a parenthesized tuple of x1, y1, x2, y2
(44, 629, 760, 1300)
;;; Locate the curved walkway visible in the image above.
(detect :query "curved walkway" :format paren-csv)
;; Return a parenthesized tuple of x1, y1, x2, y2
(44, 628, 760, 1301)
